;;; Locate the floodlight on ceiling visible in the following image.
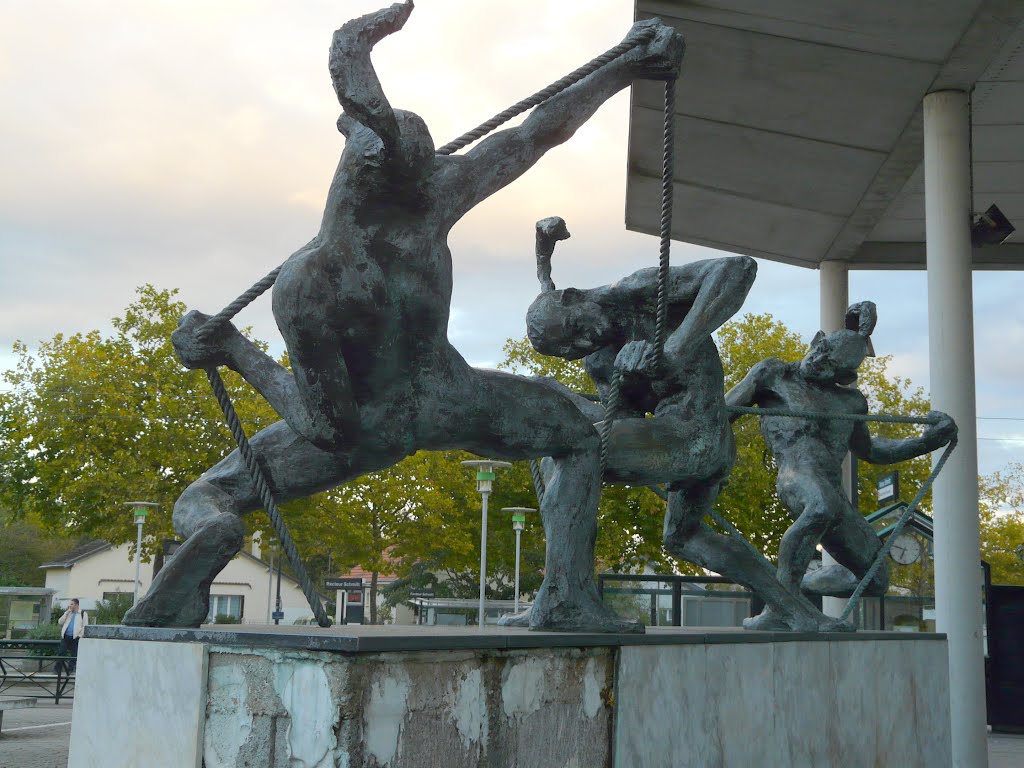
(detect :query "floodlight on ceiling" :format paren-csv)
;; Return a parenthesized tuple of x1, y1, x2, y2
(971, 204, 1016, 247)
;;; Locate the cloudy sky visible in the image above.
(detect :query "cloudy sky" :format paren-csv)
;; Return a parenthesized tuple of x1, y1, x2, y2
(2, 0, 1021, 475)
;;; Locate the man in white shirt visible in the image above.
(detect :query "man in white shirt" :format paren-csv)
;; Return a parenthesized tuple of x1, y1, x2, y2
(57, 598, 87, 670)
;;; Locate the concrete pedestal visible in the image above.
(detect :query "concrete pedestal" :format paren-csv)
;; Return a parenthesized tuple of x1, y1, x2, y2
(70, 625, 952, 768)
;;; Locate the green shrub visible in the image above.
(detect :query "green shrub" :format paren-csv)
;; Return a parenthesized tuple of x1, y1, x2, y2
(93, 593, 134, 625)
(213, 613, 241, 625)
(27, 623, 61, 655)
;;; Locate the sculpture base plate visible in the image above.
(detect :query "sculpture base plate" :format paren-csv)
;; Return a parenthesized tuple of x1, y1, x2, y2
(69, 625, 952, 768)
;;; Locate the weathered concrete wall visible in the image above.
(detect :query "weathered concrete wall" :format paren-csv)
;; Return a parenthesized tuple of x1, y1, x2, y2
(70, 630, 952, 768)
(203, 646, 614, 768)
(614, 639, 952, 768)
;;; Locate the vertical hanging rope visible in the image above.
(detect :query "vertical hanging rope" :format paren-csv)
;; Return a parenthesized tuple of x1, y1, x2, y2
(651, 77, 677, 373)
(598, 368, 624, 479)
(599, 77, 676, 474)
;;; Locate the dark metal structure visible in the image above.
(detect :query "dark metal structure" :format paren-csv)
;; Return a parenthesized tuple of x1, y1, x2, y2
(986, 583, 1024, 732)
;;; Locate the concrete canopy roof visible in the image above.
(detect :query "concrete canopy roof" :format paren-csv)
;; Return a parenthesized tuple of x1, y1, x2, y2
(626, 1, 1024, 270)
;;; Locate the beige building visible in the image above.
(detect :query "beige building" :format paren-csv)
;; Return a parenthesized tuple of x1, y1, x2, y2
(40, 539, 316, 624)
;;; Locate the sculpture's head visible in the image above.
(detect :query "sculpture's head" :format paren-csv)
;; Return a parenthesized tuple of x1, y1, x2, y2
(526, 287, 613, 360)
(337, 108, 435, 179)
(799, 301, 877, 385)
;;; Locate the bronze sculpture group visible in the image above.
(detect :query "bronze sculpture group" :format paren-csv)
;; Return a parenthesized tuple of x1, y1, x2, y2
(124, 2, 956, 633)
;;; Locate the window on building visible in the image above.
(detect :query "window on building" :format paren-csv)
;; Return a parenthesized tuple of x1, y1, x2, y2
(207, 595, 244, 623)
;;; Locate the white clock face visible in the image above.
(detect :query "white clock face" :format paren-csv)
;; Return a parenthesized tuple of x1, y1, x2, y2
(889, 533, 922, 565)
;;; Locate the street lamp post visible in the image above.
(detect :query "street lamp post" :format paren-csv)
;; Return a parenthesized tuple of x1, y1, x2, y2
(275, 545, 283, 626)
(502, 508, 534, 614)
(461, 460, 512, 628)
(123, 502, 159, 607)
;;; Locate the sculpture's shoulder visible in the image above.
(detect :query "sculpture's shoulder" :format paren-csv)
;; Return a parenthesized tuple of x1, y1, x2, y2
(841, 385, 870, 413)
(751, 357, 790, 382)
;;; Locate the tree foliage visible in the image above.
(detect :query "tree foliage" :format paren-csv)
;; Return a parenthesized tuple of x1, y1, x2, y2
(3, 287, 1018, 612)
(979, 463, 1024, 586)
(0, 286, 282, 553)
(0, 510, 80, 586)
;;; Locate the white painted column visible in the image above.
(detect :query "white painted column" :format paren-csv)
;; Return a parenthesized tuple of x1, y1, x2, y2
(819, 261, 852, 618)
(923, 89, 987, 768)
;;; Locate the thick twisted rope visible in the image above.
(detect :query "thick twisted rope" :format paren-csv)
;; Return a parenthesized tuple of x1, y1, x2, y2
(435, 31, 654, 156)
(599, 77, 677, 476)
(650, 78, 677, 372)
(598, 368, 624, 479)
(205, 368, 332, 627)
(727, 406, 942, 426)
(529, 458, 546, 506)
(196, 267, 282, 343)
(839, 437, 957, 623)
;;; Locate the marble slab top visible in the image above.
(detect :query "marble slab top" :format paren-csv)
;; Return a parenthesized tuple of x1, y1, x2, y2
(83, 624, 947, 654)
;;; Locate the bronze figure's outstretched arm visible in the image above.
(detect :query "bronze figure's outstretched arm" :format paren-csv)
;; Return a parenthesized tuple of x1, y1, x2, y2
(850, 411, 957, 464)
(438, 19, 683, 222)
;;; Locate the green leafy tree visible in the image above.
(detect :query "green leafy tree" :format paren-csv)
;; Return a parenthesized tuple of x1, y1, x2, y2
(979, 464, 1024, 586)
(0, 286, 283, 554)
(0, 510, 80, 586)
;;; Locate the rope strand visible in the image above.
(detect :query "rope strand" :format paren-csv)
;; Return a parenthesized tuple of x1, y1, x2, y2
(529, 458, 546, 506)
(435, 32, 654, 156)
(839, 438, 957, 623)
(206, 368, 332, 627)
(651, 78, 677, 372)
(599, 76, 677, 474)
(196, 267, 282, 342)
(727, 405, 942, 426)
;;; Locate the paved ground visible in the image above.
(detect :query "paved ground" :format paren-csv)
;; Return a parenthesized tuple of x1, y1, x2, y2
(0, 699, 72, 768)
(989, 732, 1024, 768)
(2, 695, 1021, 767)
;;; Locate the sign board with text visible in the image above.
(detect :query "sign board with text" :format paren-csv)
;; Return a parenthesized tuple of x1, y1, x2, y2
(326, 577, 364, 591)
(877, 471, 900, 506)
